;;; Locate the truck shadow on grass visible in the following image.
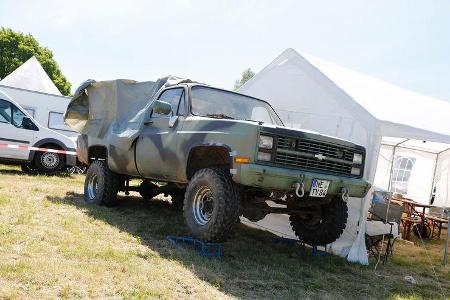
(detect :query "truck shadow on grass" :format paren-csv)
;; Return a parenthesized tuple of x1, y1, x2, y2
(46, 191, 441, 299)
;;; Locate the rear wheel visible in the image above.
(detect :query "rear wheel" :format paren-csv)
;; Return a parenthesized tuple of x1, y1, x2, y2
(84, 160, 119, 207)
(33, 151, 64, 174)
(183, 168, 240, 241)
(290, 196, 348, 245)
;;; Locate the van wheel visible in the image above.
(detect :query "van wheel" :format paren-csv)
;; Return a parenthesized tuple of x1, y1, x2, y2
(289, 196, 348, 245)
(183, 168, 240, 241)
(84, 160, 119, 207)
(33, 151, 64, 174)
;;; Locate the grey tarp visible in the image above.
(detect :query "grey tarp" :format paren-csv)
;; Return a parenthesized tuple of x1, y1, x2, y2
(64, 76, 196, 150)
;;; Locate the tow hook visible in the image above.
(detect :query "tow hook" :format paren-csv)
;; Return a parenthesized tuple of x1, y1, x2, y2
(294, 182, 305, 198)
(341, 187, 349, 202)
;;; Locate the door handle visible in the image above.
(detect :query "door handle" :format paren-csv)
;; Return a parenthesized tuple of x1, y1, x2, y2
(144, 120, 153, 126)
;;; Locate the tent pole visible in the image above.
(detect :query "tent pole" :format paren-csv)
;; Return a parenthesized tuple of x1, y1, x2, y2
(429, 153, 439, 204)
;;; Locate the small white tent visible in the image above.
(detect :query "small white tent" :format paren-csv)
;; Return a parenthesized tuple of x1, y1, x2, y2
(0, 56, 62, 95)
(239, 48, 450, 264)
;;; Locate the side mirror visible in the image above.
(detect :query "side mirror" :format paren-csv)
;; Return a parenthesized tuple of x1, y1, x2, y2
(22, 117, 38, 131)
(153, 100, 172, 116)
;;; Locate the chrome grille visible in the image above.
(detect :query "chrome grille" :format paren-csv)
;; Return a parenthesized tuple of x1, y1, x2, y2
(274, 136, 362, 177)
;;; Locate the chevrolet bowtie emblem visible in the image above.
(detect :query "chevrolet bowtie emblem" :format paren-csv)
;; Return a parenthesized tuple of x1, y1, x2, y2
(314, 153, 326, 160)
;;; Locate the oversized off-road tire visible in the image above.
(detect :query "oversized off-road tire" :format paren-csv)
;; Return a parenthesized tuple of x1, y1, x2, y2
(183, 168, 240, 241)
(139, 180, 159, 200)
(289, 196, 348, 245)
(33, 151, 65, 174)
(84, 160, 119, 207)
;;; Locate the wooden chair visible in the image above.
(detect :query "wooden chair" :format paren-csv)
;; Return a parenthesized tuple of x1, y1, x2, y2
(401, 202, 425, 240)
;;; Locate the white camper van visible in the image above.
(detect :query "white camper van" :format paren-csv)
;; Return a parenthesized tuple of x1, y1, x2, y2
(0, 84, 77, 137)
(0, 90, 76, 174)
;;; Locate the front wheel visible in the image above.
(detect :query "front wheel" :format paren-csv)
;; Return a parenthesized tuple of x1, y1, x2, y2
(183, 168, 240, 241)
(84, 160, 119, 207)
(290, 196, 348, 245)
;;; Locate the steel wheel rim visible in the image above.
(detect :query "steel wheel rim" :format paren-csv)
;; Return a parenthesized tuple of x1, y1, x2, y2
(192, 186, 214, 225)
(41, 152, 59, 169)
(87, 174, 98, 200)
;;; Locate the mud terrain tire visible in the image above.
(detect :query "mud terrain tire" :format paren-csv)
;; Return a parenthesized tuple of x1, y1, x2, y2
(84, 160, 119, 207)
(183, 168, 240, 241)
(290, 196, 348, 245)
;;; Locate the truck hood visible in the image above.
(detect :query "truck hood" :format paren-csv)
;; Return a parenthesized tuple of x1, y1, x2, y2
(259, 123, 365, 151)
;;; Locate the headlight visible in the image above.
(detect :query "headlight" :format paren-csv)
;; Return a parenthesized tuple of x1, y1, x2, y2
(351, 167, 361, 176)
(259, 135, 273, 149)
(257, 151, 271, 161)
(353, 153, 363, 164)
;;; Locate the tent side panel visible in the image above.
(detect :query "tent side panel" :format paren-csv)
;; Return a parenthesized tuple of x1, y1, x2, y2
(434, 150, 450, 208)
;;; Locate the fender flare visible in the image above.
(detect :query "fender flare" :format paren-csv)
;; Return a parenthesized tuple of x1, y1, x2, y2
(185, 143, 234, 178)
(28, 138, 75, 161)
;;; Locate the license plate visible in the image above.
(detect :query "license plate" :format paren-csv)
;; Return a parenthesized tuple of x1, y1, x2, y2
(309, 179, 330, 197)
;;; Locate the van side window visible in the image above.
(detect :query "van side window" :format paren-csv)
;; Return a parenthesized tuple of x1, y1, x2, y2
(12, 105, 27, 128)
(151, 88, 184, 118)
(0, 99, 12, 124)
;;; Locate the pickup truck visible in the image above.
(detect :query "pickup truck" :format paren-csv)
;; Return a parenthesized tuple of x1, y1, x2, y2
(76, 83, 371, 244)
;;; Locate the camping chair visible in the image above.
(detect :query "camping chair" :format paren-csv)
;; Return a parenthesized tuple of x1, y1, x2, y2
(427, 206, 449, 239)
(366, 200, 402, 264)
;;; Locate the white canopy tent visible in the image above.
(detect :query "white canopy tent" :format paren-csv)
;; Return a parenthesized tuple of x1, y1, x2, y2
(0, 56, 62, 95)
(239, 48, 450, 264)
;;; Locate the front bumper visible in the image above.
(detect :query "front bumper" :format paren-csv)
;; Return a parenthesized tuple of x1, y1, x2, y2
(234, 163, 371, 198)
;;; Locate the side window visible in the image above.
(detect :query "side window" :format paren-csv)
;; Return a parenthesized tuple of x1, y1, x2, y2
(152, 88, 184, 118)
(0, 99, 12, 124)
(49, 111, 75, 132)
(12, 105, 28, 128)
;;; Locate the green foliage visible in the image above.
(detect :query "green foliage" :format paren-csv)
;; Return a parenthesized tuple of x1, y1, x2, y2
(233, 68, 255, 91)
(0, 27, 71, 95)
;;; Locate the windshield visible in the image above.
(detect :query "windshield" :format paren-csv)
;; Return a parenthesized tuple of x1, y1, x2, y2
(191, 86, 283, 126)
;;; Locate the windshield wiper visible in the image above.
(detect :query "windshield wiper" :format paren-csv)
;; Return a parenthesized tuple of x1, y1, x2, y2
(206, 114, 235, 120)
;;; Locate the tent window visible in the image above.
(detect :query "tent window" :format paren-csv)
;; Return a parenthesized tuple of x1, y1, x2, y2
(391, 156, 416, 194)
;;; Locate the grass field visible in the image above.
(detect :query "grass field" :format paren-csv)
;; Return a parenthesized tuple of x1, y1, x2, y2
(0, 164, 449, 299)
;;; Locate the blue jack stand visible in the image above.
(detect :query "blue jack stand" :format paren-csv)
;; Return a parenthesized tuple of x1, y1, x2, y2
(272, 236, 328, 257)
(166, 236, 222, 257)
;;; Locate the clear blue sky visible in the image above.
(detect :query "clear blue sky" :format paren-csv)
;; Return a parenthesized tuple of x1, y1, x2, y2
(1, 0, 449, 101)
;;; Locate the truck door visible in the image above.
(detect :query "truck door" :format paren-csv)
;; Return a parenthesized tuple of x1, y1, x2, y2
(135, 87, 186, 180)
(0, 99, 36, 160)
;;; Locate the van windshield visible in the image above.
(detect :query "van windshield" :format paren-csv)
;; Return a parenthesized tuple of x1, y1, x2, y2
(190, 86, 283, 126)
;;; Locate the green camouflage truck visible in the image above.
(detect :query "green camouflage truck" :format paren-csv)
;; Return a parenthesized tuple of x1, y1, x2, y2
(76, 83, 371, 245)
